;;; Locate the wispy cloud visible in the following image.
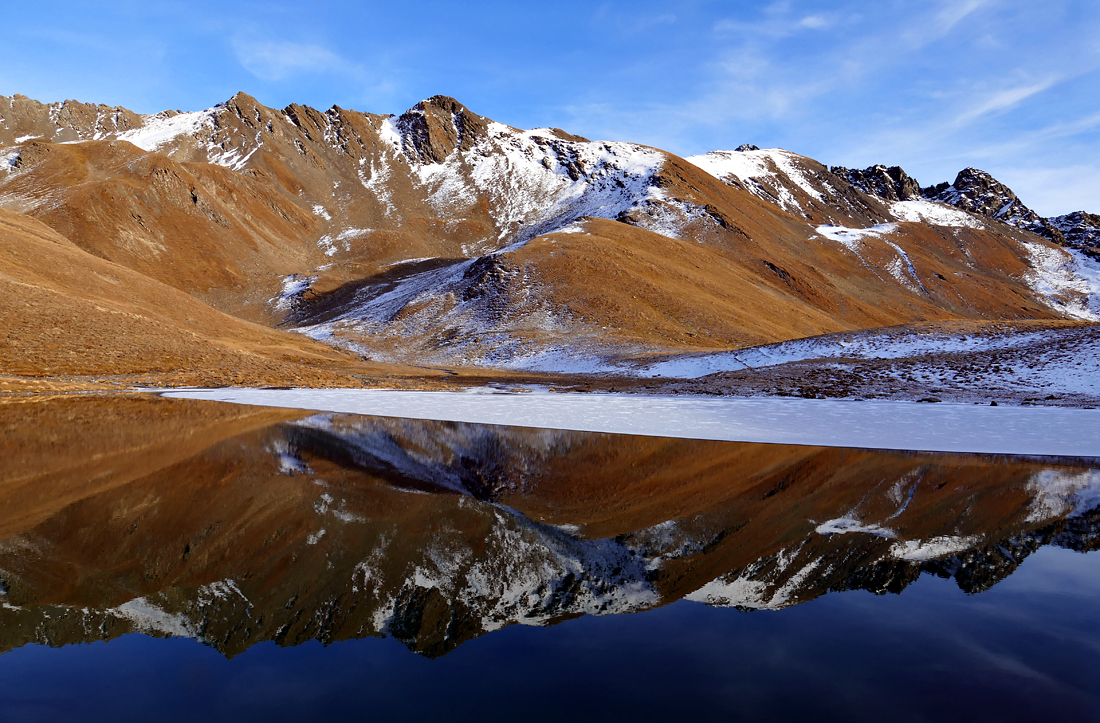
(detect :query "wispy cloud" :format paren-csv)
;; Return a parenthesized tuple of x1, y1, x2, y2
(937, 0, 992, 34)
(714, 9, 840, 38)
(231, 36, 361, 82)
(901, 0, 993, 48)
(949, 78, 1058, 127)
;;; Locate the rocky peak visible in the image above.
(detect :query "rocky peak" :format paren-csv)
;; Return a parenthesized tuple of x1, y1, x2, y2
(396, 95, 489, 164)
(923, 167, 1043, 227)
(224, 92, 263, 118)
(735, 144, 760, 152)
(830, 164, 923, 202)
(1047, 211, 1100, 255)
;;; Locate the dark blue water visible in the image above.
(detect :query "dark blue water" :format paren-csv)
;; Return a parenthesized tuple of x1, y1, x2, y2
(1, 545, 1096, 723)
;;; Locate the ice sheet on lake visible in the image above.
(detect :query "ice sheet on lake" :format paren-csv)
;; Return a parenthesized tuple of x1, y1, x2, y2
(161, 389, 1100, 457)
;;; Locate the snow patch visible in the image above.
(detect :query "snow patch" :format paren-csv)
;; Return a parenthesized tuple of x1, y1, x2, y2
(114, 597, 198, 638)
(890, 200, 983, 229)
(815, 517, 895, 538)
(117, 109, 216, 152)
(817, 223, 897, 251)
(0, 148, 20, 172)
(1021, 242, 1100, 321)
(1025, 469, 1100, 522)
(270, 274, 317, 311)
(891, 535, 982, 561)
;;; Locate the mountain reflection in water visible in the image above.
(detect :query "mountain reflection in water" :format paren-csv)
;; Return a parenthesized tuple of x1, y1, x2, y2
(0, 395, 1098, 662)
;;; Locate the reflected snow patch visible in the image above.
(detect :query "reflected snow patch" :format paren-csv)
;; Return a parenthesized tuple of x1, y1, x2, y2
(891, 535, 982, 561)
(815, 517, 896, 538)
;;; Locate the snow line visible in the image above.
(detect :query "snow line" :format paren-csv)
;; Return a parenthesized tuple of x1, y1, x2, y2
(160, 389, 1100, 457)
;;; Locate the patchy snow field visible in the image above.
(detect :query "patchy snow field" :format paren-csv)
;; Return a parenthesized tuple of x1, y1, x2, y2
(162, 389, 1100, 457)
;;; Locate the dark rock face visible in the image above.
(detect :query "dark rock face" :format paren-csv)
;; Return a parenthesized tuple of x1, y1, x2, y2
(922, 169, 1100, 254)
(923, 168, 1044, 227)
(830, 164, 924, 202)
(396, 95, 490, 164)
(735, 144, 760, 152)
(1048, 211, 1100, 253)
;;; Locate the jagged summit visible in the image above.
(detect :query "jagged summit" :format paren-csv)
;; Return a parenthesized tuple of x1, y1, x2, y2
(1049, 211, 1100, 249)
(830, 164, 923, 202)
(824, 159, 1098, 257)
(394, 94, 491, 163)
(924, 167, 1043, 227)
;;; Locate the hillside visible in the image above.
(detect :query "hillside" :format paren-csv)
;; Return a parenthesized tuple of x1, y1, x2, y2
(0, 208, 428, 389)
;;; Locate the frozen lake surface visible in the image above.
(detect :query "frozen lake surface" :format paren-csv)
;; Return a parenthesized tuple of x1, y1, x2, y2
(163, 388, 1100, 457)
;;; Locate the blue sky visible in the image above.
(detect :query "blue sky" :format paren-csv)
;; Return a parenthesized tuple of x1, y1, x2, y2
(3, 0, 1098, 215)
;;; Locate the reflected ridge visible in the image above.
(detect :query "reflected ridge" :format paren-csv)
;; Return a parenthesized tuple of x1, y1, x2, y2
(0, 396, 1097, 658)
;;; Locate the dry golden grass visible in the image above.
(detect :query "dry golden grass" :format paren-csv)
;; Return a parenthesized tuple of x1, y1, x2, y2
(0, 209, 440, 388)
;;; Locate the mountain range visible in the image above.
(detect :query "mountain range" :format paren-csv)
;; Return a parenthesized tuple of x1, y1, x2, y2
(1, 92, 1098, 390)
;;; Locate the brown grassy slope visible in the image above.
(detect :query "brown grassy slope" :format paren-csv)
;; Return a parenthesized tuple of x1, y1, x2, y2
(0, 139, 327, 322)
(0, 209, 429, 386)
(513, 220, 850, 349)
(0, 394, 304, 539)
(504, 216, 1065, 352)
(651, 158, 1068, 317)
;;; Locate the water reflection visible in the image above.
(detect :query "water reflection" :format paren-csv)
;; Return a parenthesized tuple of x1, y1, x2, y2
(0, 395, 1097, 659)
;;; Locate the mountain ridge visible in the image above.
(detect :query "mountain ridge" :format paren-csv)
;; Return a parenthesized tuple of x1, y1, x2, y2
(1, 91, 1098, 385)
(832, 162, 1098, 258)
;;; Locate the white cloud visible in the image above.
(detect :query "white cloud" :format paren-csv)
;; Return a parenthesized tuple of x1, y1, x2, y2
(231, 36, 361, 82)
(714, 7, 839, 37)
(799, 15, 832, 30)
(937, 0, 991, 33)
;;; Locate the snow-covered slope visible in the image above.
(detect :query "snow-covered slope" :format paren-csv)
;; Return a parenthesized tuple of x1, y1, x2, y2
(686, 147, 890, 226)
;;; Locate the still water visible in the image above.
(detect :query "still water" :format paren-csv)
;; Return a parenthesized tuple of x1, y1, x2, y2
(0, 394, 1098, 722)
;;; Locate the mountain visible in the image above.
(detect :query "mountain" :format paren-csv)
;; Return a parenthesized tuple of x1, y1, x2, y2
(1, 92, 1098, 382)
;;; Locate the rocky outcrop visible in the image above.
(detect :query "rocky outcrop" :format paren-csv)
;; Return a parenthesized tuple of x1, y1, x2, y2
(1048, 211, 1100, 256)
(0, 94, 143, 145)
(923, 167, 1042, 225)
(830, 162, 1097, 257)
(396, 95, 491, 164)
(922, 168, 1100, 255)
(830, 164, 924, 202)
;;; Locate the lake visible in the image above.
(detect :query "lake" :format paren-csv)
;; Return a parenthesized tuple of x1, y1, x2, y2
(0, 393, 1097, 722)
